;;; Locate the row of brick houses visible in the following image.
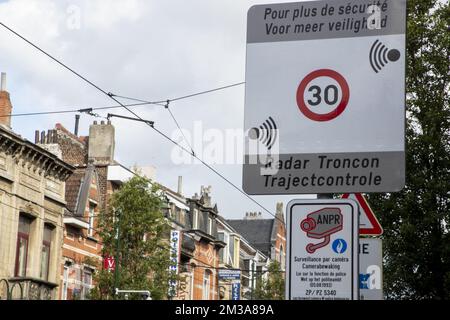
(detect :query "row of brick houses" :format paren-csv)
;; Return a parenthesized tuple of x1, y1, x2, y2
(0, 75, 286, 300)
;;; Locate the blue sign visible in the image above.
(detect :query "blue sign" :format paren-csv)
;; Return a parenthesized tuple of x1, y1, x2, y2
(218, 269, 241, 280)
(231, 283, 240, 300)
(332, 238, 348, 254)
(359, 273, 371, 289)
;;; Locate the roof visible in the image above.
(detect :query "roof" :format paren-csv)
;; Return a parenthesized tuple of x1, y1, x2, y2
(226, 219, 275, 257)
(0, 125, 74, 179)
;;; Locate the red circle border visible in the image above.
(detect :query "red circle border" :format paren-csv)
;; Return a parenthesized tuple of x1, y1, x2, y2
(296, 69, 350, 122)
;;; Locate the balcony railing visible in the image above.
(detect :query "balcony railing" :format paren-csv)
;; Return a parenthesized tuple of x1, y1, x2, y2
(6, 277, 57, 300)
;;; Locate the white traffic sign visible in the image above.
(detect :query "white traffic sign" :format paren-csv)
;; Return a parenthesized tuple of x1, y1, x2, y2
(359, 238, 383, 300)
(286, 199, 359, 300)
(343, 193, 383, 235)
(243, 0, 406, 194)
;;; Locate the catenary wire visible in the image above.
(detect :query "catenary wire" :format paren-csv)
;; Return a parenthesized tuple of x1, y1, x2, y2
(165, 101, 196, 156)
(0, 101, 166, 118)
(110, 81, 245, 105)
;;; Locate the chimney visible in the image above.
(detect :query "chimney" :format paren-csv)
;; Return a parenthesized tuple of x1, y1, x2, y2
(276, 202, 285, 223)
(74, 114, 80, 136)
(88, 120, 115, 164)
(200, 185, 212, 207)
(177, 176, 183, 194)
(244, 211, 263, 220)
(0, 73, 13, 129)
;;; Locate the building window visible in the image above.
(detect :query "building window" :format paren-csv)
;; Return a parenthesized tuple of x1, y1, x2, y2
(192, 209, 198, 229)
(62, 264, 70, 300)
(234, 236, 240, 268)
(207, 217, 212, 235)
(203, 270, 211, 300)
(199, 211, 206, 232)
(218, 232, 229, 264)
(15, 215, 32, 277)
(81, 268, 93, 300)
(228, 236, 235, 266)
(88, 204, 95, 237)
(40, 224, 53, 281)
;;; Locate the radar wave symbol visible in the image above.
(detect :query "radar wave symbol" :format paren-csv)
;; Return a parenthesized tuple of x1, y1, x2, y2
(248, 116, 278, 150)
(369, 39, 401, 73)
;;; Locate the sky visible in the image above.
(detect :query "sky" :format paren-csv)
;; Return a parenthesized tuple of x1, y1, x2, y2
(0, 0, 314, 219)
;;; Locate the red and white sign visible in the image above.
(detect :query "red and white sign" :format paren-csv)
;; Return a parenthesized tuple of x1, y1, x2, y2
(296, 69, 350, 122)
(286, 199, 359, 300)
(103, 256, 115, 271)
(342, 193, 383, 236)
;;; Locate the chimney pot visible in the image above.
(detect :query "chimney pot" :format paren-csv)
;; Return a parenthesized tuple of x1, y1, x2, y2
(177, 176, 183, 194)
(100, 120, 105, 125)
(1, 73, 6, 91)
(41, 131, 45, 144)
(93, 121, 97, 125)
(52, 129, 58, 143)
(74, 114, 80, 136)
(47, 130, 52, 143)
(0, 72, 12, 128)
(35, 130, 40, 144)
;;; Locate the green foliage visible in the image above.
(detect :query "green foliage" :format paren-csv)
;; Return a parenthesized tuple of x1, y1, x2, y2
(90, 175, 176, 300)
(253, 261, 285, 300)
(366, 0, 449, 300)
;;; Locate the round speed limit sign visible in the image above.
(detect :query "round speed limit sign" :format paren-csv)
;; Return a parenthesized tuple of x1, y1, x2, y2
(296, 69, 350, 122)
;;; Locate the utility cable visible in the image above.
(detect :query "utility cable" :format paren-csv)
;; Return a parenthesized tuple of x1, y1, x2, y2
(0, 101, 166, 119)
(164, 100, 195, 156)
(109, 81, 244, 106)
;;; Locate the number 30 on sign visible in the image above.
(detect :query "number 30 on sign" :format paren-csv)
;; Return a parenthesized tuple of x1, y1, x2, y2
(296, 69, 350, 122)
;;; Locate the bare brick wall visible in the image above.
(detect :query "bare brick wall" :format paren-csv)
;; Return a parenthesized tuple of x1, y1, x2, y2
(54, 124, 87, 166)
(96, 165, 108, 212)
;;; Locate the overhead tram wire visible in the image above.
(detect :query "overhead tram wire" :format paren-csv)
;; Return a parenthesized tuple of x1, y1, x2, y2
(109, 81, 245, 105)
(0, 22, 279, 221)
(164, 100, 195, 156)
(0, 101, 168, 119)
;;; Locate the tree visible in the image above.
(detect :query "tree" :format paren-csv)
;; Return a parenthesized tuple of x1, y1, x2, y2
(90, 175, 176, 300)
(253, 261, 285, 300)
(366, 0, 449, 299)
